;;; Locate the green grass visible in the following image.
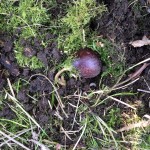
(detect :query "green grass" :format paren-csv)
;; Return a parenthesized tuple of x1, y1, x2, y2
(1, 89, 149, 149)
(82, 113, 118, 149)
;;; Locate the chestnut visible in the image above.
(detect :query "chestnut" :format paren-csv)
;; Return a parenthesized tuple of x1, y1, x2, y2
(55, 48, 102, 86)
(73, 48, 102, 78)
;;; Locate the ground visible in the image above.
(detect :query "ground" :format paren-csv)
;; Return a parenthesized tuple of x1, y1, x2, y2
(0, 0, 150, 150)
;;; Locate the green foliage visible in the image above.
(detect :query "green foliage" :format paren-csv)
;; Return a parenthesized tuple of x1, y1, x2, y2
(58, 0, 107, 53)
(0, 0, 49, 38)
(107, 108, 121, 128)
(14, 40, 44, 69)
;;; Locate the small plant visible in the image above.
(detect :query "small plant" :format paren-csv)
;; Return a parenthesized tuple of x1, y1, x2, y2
(55, 37, 125, 86)
(55, 47, 102, 86)
(54, 0, 107, 86)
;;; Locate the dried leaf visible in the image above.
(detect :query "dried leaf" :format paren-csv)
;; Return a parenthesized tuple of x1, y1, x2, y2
(117, 120, 150, 132)
(129, 36, 150, 47)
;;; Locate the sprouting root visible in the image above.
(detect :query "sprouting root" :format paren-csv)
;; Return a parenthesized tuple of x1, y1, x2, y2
(54, 68, 72, 86)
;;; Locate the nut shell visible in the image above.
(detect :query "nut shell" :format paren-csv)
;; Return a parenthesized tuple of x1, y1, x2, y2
(73, 48, 102, 78)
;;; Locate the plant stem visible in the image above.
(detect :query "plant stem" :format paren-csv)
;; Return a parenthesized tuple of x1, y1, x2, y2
(54, 67, 72, 86)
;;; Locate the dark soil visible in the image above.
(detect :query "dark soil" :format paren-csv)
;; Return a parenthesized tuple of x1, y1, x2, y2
(0, 0, 150, 149)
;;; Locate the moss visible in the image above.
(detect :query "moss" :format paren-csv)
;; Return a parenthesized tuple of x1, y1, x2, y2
(0, 0, 50, 69)
(57, 0, 107, 53)
(0, 0, 49, 38)
(14, 40, 44, 69)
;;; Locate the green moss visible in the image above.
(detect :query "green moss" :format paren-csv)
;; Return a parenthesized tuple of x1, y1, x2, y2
(14, 40, 44, 69)
(0, 0, 49, 38)
(91, 38, 125, 78)
(0, 0, 49, 69)
(107, 108, 121, 128)
(58, 0, 107, 53)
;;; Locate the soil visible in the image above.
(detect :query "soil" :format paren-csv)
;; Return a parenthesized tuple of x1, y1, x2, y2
(0, 0, 150, 149)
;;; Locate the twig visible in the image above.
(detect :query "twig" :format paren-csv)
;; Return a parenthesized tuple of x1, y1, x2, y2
(137, 89, 150, 93)
(113, 63, 150, 89)
(112, 58, 150, 89)
(71, 91, 81, 129)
